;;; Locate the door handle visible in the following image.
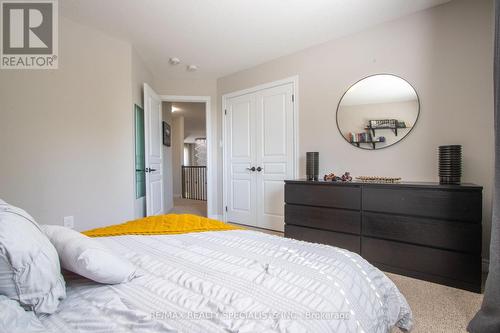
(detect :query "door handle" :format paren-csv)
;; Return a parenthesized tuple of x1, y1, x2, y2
(145, 168, 157, 173)
(256, 167, 263, 172)
(246, 167, 256, 172)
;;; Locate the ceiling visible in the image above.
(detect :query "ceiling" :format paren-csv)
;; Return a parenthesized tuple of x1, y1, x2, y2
(60, 0, 450, 80)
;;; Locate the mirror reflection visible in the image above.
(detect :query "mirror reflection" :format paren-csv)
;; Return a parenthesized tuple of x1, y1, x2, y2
(336, 74, 419, 150)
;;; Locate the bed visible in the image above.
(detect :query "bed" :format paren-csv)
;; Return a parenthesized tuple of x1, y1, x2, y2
(11, 229, 413, 333)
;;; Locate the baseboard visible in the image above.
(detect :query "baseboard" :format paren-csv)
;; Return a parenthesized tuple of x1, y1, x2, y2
(209, 214, 223, 221)
(482, 259, 490, 273)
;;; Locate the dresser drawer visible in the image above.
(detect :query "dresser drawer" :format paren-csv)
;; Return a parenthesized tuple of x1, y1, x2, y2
(285, 225, 360, 253)
(362, 187, 482, 222)
(362, 237, 481, 286)
(285, 183, 360, 210)
(362, 212, 481, 254)
(286, 204, 360, 234)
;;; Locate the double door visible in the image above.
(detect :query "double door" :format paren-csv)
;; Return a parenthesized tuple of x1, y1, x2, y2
(225, 83, 295, 231)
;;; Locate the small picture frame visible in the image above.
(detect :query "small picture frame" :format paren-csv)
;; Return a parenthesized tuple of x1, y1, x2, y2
(162, 121, 171, 147)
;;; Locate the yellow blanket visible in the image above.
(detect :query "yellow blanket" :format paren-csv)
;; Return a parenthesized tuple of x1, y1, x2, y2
(82, 214, 241, 237)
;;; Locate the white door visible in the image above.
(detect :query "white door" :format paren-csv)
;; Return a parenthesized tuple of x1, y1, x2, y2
(144, 83, 164, 216)
(255, 83, 294, 231)
(225, 82, 294, 231)
(225, 93, 257, 226)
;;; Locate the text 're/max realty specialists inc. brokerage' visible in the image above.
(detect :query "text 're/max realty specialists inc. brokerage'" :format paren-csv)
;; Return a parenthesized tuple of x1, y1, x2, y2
(1, 0, 58, 69)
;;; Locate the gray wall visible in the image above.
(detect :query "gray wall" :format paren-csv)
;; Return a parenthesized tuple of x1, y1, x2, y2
(171, 116, 185, 197)
(217, 0, 495, 259)
(0, 17, 143, 231)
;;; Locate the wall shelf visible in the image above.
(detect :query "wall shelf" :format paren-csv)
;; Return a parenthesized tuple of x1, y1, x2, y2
(352, 140, 384, 150)
(365, 125, 411, 137)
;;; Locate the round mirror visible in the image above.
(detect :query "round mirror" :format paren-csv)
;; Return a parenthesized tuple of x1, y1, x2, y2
(336, 74, 419, 150)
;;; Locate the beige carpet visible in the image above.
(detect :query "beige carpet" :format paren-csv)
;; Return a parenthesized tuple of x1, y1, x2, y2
(170, 198, 207, 216)
(387, 273, 483, 333)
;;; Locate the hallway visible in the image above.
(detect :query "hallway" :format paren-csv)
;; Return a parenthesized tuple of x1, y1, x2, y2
(170, 197, 207, 217)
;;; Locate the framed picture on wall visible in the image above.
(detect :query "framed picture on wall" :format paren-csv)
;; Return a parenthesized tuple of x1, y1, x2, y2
(163, 121, 171, 147)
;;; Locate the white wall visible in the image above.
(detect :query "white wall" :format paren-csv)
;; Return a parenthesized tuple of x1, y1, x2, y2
(171, 116, 185, 197)
(217, 0, 494, 259)
(172, 102, 206, 143)
(0, 17, 138, 231)
(131, 48, 154, 110)
(162, 102, 174, 212)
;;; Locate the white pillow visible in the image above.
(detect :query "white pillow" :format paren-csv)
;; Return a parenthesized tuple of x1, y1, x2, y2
(0, 201, 66, 314)
(41, 225, 137, 284)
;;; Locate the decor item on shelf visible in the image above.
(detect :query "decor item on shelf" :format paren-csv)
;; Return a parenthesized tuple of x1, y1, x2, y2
(341, 172, 353, 182)
(336, 74, 420, 150)
(348, 131, 386, 149)
(324, 172, 352, 182)
(369, 119, 397, 129)
(162, 121, 171, 147)
(366, 119, 409, 137)
(324, 173, 336, 181)
(356, 176, 402, 183)
(439, 145, 462, 184)
(306, 152, 319, 181)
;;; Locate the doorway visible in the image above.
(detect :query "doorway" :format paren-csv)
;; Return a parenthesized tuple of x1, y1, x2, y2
(160, 95, 213, 218)
(169, 101, 207, 217)
(134, 92, 214, 219)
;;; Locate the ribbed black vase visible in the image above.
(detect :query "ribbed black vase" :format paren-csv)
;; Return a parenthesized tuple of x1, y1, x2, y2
(439, 145, 462, 184)
(306, 152, 319, 181)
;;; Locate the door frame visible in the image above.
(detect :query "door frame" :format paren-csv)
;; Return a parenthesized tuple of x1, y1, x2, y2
(159, 95, 215, 219)
(221, 75, 299, 223)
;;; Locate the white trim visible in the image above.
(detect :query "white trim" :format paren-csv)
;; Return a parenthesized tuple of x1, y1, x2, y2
(159, 95, 215, 218)
(221, 76, 299, 223)
(160, 95, 210, 103)
(222, 76, 299, 100)
(209, 214, 223, 221)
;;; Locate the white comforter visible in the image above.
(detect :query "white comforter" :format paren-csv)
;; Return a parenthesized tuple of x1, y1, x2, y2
(25, 230, 411, 332)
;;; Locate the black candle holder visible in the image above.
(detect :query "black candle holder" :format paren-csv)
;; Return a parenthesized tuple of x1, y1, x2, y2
(439, 145, 462, 185)
(306, 152, 319, 181)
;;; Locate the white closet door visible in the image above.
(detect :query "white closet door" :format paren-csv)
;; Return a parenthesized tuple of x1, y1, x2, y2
(255, 83, 294, 231)
(225, 93, 257, 226)
(225, 82, 295, 231)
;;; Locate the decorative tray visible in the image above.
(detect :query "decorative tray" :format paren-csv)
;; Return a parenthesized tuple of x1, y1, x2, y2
(355, 176, 402, 183)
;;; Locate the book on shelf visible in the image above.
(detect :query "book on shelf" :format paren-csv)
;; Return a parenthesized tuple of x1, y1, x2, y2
(348, 132, 385, 143)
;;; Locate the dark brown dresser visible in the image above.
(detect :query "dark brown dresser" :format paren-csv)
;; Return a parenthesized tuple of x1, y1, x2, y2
(284, 180, 483, 292)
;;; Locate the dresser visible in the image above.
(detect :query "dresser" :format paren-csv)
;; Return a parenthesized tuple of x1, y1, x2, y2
(284, 180, 483, 292)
